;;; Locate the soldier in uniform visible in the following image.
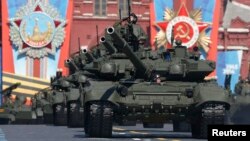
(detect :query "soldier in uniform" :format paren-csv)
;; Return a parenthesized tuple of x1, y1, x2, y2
(191, 46, 201, 60)
(241, 78, 250, 96)
(123, 13, 148, 51)
(235, 76, 244, 95)
(112, 13, 148, 51)
(234, 76, 250, 95)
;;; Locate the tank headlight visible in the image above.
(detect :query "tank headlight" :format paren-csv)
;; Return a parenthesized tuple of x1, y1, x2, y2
(116, 85, 128, 97)
(185, 89, 193, 98)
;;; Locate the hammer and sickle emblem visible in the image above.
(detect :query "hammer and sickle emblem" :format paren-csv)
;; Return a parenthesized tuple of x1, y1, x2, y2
(175, 23, 191, 40)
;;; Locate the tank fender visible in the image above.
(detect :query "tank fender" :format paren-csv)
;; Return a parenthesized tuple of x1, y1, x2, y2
(84, 85, 119, 106)
(0, 114, 15, 122)
(52, 91, 65, 105)
(66, 88, 81, 102)
(194, 84, 230, 110)
(43, 104, 53, 114)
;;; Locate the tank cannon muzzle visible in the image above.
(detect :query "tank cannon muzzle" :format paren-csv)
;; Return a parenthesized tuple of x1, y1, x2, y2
(80, 48, 95, 62)
(65, 59, 71, 64)
(81, 48, 88, 54)
(107, 27, 115, 35)
(100, 36, 106, 43)
(100, 36, 117, 54)
(64, 58, 79, 71)
(65, 59, 71, 67)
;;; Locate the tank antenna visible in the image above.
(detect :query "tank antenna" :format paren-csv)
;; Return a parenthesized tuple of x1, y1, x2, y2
(78, 37, 81, 54)
(171, 26, 175, 47)
(119, 8, 122, 20)
(128, 0, 131, 23)
(96, 25, 99, 46)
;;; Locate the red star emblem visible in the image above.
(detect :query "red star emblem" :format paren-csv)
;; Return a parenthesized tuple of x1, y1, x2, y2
(155, 3, 210, 48)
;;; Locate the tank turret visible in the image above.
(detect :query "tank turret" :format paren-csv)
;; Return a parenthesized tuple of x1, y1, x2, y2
(106, 27, 216, 82)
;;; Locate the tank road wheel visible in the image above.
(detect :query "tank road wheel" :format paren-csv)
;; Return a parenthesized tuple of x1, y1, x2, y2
(118, 119, 136, 126)
(191, 103, 225, 139)
(53, 103, 67, 126)
(0, 118, 11, 124)
(84, 102, 113, 138)
(173, 120, 191, 132)
(67, 101, 84, 127)
(36, 116, 44, 124)
(44, 113, 53, 124)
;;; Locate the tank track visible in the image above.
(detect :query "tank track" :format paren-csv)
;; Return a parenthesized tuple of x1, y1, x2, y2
(53, 103, 67, 126)
(0, 118, 11, 124)
(173, 120, 191, 132)
(43, 113, 53, 124)
(192, 103, 225, 139)
(84, 101, 113, 137)
(67, 101, 84, 127)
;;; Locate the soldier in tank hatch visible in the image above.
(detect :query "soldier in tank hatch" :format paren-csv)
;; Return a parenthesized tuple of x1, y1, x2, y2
(191, 46, 201, 60)
(126, 13, 148, 51)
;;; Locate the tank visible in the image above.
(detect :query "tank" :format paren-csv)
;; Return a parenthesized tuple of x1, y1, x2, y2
(80, 26, 230, 139)
(57, 17, 147, 127)
(50, 70, 68, 126)
(63, 71, 90, 127)
(0, 83, 21, 124)
(12, 95, 37, 124)
(33, 87, 54, 124)
(0, 83, 37, 124)
(228, 77, 250, 124)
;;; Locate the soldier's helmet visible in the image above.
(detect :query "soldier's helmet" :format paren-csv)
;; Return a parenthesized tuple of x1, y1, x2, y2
(129, 13, 138, 24)
(175, 39, 182, 46)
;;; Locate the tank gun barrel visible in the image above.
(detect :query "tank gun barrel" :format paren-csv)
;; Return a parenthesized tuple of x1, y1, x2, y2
(100, 36, 117, 54)
(65, 59, 79, 71)
(81, 48, 96, 62)
(107, 27, 151, 79)
(1, 82, 21, 97)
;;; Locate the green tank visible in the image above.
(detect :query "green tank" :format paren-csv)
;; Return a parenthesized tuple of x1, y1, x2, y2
(12, 95, 37, 124)
(0, 83, 21, 124)
(59, 19, 145, 127)
(32, 87, 54, 124)
(80, 27, 230, 139)
(0, 83, 37, 124)
(229, 78, 250, 124)
(63, 71, 90, 127)
(50, 71, 68, 126)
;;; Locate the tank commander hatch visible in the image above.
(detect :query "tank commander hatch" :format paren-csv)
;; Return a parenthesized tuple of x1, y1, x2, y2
(173, 39, 188, 58)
